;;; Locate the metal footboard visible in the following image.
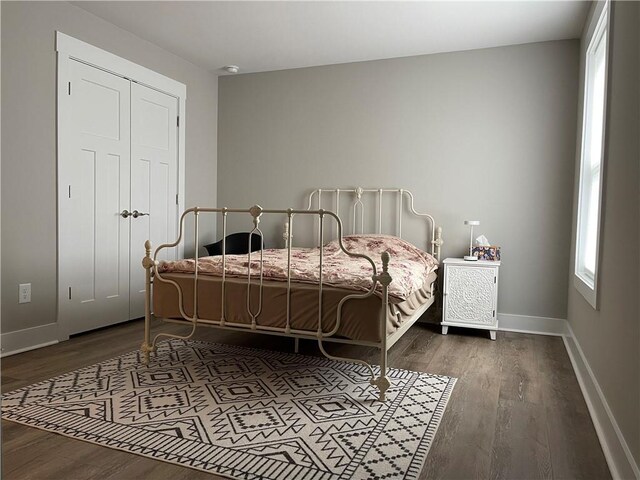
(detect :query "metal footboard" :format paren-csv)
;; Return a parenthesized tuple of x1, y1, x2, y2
(141, 205, 395, 401)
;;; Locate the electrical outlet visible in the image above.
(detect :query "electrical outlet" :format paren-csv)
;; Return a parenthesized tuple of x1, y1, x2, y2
(19, 283, 31, 304)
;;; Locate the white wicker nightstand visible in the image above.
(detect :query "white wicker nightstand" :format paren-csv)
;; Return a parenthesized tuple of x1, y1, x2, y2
(441, 257, 501, 340)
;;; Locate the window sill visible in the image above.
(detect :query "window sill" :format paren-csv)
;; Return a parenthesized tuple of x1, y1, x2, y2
(574, 273, 598, 309)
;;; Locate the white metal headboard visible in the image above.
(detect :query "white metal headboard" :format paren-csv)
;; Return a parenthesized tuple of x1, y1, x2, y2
(306, 187, 443, 260)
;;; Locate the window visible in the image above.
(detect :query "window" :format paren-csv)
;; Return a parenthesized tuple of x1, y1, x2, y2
(575, 3, 608, 309)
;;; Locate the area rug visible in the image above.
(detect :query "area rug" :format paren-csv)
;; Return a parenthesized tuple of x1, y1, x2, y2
(2, 339, 456, 479)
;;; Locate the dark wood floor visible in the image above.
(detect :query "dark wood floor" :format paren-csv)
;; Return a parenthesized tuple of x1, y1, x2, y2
(2, 318, 611, 480)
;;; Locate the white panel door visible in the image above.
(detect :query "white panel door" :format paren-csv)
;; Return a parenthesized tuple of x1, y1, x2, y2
(61, 60, 131, 335)
(129, 83, 179, 318)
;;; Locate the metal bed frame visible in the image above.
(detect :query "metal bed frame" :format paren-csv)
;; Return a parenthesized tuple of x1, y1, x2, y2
(141, 188, 443, 401)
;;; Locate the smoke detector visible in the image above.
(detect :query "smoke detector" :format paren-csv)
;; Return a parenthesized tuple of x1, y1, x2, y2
(223, 65, 240, 74)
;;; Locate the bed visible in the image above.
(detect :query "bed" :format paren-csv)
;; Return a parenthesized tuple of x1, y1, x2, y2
(141, 187, 443, 401)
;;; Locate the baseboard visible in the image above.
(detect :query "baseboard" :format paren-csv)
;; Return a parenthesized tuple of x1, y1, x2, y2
(563, 323, 640, 480)
(497, 312, 568, 336)
(0, 323, 59, 357)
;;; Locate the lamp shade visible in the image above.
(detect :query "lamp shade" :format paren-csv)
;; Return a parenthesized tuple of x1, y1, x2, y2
(464, 220, 480, 226)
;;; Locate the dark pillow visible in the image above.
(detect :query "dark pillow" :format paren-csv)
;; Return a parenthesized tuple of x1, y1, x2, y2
(204, 232, 263, 256)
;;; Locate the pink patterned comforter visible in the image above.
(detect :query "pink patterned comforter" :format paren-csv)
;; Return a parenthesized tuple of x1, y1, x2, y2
(158, 235, 438, 302)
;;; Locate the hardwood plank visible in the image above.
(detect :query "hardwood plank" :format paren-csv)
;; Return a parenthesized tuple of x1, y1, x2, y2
(535, 335, 590, 415)
(489, 398, 553, 480)
(498, 332, 543, 405)
(2, 422, 95, 478)
(2, 421, 58, 477)
(394, 322, 445, 371)
(543, 390, 611, 480)
(420, 334, 501, 479)
(533, 334, 611, 479)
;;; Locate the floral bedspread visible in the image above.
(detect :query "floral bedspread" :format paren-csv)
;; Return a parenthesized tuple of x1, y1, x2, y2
(158, 235, 438, 302)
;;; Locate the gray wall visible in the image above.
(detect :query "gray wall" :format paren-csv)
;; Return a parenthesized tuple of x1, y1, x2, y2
(218, 40, 579, 320)
(567, 1, 639, 468)
(1, 1, 218, 335)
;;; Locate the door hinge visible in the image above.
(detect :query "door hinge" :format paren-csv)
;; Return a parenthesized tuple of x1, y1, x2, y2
(68, 185, 71, 199)
(493, 310, 496, 317)
(68, 82, 72, 95)
(176, 194, 179, 205)
(68, 287, 72, 300)
(494, 276, 497, 283)
(177, 116, 180, 127)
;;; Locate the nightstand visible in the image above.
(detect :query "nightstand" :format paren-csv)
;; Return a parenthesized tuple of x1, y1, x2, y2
(441, 257, 501, 340)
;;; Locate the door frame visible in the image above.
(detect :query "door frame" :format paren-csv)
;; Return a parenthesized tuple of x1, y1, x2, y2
(56, 32, 187, 340)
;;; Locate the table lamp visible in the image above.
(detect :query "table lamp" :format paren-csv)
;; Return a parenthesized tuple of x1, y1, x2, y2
(464, 220, 480, 261)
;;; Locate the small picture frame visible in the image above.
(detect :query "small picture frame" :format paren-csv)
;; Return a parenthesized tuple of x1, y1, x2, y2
(472, 246, 501, 261)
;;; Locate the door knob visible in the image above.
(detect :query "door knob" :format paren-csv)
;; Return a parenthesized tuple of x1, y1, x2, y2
(132, 210, 150, 218)
(120, 210, 132, 218)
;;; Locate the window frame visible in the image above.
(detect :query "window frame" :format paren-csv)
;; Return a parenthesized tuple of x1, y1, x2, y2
(574, 2, 610, 309)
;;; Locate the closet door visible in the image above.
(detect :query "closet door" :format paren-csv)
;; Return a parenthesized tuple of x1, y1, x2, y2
(61, 60, 131, 335)
(129, 83, 179, 318)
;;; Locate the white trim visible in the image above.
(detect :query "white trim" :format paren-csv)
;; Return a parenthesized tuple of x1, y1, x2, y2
(56, 32, 186, 99)
(56, 32, 187, 339)
(563, 323, 639, 480)
(1, 323, 59, 357)
(574, 273, 598, 309)
(497, 313, 568, 336)
(177, 99, 186, 252)
(574, 1, 610, 311)
(57, 44, 73, 341)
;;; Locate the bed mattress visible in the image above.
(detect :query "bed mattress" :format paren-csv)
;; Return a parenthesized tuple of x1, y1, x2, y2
(152, 271, 437, 343)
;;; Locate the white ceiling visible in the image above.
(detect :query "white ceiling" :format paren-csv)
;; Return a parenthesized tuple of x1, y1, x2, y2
(73, 1, 589, 75)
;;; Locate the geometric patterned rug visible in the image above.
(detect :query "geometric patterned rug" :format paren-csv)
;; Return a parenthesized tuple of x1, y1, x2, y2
(2, 339, 456, 479)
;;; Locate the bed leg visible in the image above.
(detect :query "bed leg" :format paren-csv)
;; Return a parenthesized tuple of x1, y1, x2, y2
(371, 252, 392, 402)
(294, 337, 300, 354)
(141, 240, 156, 364)
(371, 350, 391, 402)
